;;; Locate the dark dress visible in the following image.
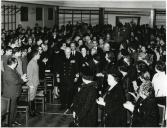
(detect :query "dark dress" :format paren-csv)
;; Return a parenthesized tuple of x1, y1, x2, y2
(73, 81, 98, 127)
(132, 97, 159, 127)
(104, 83, 127, 127)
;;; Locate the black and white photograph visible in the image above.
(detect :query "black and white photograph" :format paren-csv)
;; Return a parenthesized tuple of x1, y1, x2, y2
(1, 0, 166, 127)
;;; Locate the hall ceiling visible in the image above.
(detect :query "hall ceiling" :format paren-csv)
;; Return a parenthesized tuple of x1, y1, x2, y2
(3, 0, 166, 9)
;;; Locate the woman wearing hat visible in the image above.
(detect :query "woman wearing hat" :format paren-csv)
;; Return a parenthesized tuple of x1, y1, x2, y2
(96, 70, 126, 127)
(73, 65, 98, 127)
(123, 82, 159, 127)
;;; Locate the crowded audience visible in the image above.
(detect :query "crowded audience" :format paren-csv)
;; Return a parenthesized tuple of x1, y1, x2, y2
(1, 21, 166, 127)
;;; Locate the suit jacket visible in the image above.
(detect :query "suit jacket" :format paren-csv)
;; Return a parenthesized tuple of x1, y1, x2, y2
(132, 97, 159, 127)
(2, 55, 12, 70)
(3, 66, 24, 98)
(120, 75, 134, 101)
(71, 51, 82, 69)
(57, 56, 79, 81)
(27, 59, 39, 88)
(73, 81, 98, 127)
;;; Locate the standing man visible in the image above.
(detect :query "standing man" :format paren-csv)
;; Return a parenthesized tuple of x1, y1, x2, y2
(2, 46, 13, 70)
(3, 57, 27, 126)
(70, 42, 82, 68)
(13, 47, 23, 76)
(27, 50, 41, 116)
(56, 47, 79, 110)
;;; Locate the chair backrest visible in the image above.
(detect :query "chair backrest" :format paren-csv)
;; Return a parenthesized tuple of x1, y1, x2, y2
(1, 97, 10, 116)
(18, 86, 30, 102)
(45, 72, 54, 87)
(157, 104, 166, 126)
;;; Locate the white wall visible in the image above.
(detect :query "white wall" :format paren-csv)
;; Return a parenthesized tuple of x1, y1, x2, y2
(1, 1, 56, 30)
(18, 1, 165, 9)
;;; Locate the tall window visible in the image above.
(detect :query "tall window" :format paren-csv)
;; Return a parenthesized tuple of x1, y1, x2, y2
(21, 6, 28, 21)
(59, 9, 99, 27)
(36, 7, 43, 21)
(48, 8, 53, 20)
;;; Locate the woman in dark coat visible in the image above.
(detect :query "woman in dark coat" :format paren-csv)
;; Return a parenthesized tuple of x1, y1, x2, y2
(96, 70, 127, 127)
(123, 81, 159, 127)
(73, 65, 98, 127)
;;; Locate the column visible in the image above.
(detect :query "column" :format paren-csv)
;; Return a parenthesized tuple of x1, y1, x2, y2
(150, 9, 156, 28)
(99, 8, 104, 26)
(55, 6, 59, 29)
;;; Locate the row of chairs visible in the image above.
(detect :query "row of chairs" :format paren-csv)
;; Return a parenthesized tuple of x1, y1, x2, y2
(1, 69, 55, 127)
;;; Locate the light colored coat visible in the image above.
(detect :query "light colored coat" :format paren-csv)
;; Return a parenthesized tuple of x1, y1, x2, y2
(16, 57, 23, 76)
(27, 59, 39, 101)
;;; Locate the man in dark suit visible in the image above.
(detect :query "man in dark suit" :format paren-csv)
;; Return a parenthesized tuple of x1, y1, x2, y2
(56, 47, 79, 109)
(3, 57, 27, 126)
(70, 42, 82, 70)
(2, 46, 13, 70)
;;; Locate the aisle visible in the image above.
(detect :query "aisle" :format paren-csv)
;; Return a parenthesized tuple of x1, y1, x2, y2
(16, 100, 73, 127)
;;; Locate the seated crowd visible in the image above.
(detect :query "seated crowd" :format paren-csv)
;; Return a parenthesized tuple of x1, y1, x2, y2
(1, 21, 166, 127)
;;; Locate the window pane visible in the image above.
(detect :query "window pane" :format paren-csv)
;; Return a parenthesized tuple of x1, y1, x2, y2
(21, 7, 28, 21)
(73, 14, 81, 24)
(36, 7, 43, 21)
(82, 14, 89, 24)
(48, 8, 53, 20)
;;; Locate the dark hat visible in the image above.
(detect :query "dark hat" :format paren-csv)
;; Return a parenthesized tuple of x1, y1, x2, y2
(107, 69, 123, 82)
(118, 61, 129, 72)
(121, 49, 129, 56)
(93, 54, 101, 62)
(81, 63, 94, 80)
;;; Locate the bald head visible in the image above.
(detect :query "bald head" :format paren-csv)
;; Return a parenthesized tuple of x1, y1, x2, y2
(65, 47, 71, 58)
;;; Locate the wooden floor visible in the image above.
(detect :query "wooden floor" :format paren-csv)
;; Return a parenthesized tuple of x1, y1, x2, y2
(16, 99, 73, 127)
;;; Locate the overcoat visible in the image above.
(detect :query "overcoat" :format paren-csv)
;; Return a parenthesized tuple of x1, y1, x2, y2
(104, 83, 127, 127)
(27, 59, 39, 101)
(132, 97, 159, 127)
(73, 81, 98, 127)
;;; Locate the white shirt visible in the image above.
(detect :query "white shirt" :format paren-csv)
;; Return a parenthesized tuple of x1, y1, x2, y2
(152, 72, 167, 97)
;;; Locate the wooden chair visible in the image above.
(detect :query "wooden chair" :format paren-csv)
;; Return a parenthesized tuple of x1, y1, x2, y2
(45, 70, 54, 103)
(1, 96, 11, 127)
(17, 86, 30, 127)
(34, 81, 46, 113)
(158, 104, 166, 127)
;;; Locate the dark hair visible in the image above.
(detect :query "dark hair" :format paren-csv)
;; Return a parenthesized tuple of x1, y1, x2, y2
(81, 64, 94, 80)
(79, 45, 88, 51)
(121, 49, 129, 56)
(1, 45, 5, 50)
(31, 50, 39, 59)
(5, 46, 12, 52)
(7, 57, 17, 66)
(105, 51, 115, 62)
(107, 69, 123, 83)
(155, 61, 166, 72)
(136, 60, 148, 73)
(118, 61, 128, 72)
(93, 54, 101, 62)
(21, 46, 28, 52)
(13, 47, 21, 54)
(139, 71, 150, 81)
